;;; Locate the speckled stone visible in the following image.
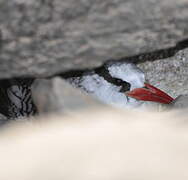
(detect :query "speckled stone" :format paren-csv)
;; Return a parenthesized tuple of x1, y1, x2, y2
(0, 0, 188, 78)
(138, 48, 188, 98)
(170, 94, 188, 109)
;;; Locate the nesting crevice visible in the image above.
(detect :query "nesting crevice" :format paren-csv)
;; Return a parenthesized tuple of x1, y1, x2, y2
(0, 39, 188, 121)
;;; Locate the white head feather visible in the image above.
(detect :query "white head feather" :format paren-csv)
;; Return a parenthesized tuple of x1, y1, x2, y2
(69, 62, 146, 108)
(107, 62, 145, 90)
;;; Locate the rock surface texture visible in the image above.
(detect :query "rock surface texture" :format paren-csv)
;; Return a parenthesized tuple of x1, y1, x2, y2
(138, 48, 188, 98)
(0, 0, 188, 78)
(170, 94, 188, 109)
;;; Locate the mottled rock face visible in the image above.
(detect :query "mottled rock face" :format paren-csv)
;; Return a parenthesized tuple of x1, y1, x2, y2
(138, 48, 188, 98)
(0, 0, 188, 78)
(170, 95, 188, 109)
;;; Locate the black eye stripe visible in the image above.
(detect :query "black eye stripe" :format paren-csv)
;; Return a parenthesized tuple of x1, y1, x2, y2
(95, 66, 131, 92)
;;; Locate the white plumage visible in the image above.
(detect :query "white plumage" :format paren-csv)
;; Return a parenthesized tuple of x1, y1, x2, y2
(68, 61, 146, 108)
(107, 62, 145, 90)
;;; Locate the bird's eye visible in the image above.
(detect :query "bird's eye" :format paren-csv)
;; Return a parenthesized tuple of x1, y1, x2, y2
(113, 78, 124, 85)
(116, 79, 122, 84)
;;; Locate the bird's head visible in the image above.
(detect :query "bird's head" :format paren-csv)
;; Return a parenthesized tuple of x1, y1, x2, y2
(106, 61, 174, 104)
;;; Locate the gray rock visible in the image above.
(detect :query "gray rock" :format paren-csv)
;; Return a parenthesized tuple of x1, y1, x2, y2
(31, 77, 105, 114)
(138, 48, 188, 98)
(0, 0, 188, 78)
(169, 95, 188, 109)
(150, 95, 188, 112)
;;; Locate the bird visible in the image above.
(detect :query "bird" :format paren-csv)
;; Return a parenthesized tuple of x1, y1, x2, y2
(0, 78, 37, 119)
(0, 61, 174, 119)
(66, 60, 174, 109)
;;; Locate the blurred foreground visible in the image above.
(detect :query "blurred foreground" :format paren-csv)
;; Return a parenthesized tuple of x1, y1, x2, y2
(0, 107, 188, 179)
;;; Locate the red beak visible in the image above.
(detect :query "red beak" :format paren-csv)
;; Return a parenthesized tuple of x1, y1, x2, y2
(126, 83, 174, 104)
